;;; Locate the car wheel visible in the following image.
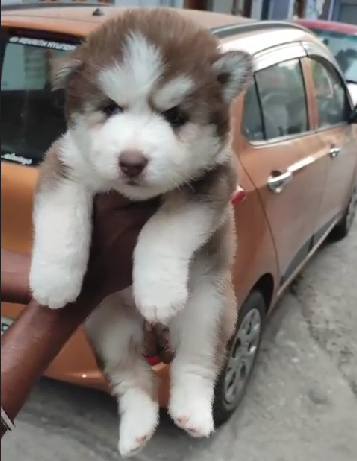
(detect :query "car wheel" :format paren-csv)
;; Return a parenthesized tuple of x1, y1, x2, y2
(213, 290, 266, 427)
(330, 185, 357, 242)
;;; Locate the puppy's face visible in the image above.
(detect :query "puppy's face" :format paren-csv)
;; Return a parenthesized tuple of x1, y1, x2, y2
(56, 9, 252, 199)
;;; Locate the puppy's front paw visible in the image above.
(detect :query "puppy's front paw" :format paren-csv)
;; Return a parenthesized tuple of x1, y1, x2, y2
(169, 385, 214, 438)
(134, 261, 188, 324)
(30, 261, 84, 309)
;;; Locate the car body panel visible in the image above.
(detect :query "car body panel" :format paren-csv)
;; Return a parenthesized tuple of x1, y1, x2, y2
(232, 43, 330, 286)
(237, 131, 329, 287)
(1, 7, 356, 400)
(300, 45, 357, 230)
(1, 6, 251, 38)
(1, 162, 36, 253)
(314, 125, 357, 227)
(228, 138, 280, 308)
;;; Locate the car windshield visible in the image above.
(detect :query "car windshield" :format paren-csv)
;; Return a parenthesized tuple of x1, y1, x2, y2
(311, 28, 357, 84)
(1, 34, 77, 166)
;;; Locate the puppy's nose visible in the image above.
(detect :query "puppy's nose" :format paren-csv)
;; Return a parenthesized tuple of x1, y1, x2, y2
(119, 150, 148, 178)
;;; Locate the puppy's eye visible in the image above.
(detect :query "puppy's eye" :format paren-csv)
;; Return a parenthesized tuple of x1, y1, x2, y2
(162, 106, 188, 128)
(101, 100, 123, 117)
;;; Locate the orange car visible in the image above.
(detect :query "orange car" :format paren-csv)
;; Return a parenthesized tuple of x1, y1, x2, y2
(1, 4, 357, 425)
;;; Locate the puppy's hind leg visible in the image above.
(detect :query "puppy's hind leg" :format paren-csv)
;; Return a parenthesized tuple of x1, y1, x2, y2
(85, 289, 159, 458)
(168, 264, 236, 438)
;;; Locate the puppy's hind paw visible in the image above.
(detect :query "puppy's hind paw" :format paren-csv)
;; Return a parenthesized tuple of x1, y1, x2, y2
(118, 393, 159, 458)
(169, 388, 214, 438)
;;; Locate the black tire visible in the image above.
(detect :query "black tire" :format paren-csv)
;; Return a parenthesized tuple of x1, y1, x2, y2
(213, 290, 266, 428)
(329, 185, 357, 242)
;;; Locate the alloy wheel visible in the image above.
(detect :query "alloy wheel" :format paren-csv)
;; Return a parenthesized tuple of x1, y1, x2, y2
(223, 307, 262, 410)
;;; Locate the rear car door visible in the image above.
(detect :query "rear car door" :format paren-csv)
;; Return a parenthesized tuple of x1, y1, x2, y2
(303, 47, 357, 237)
(237, 44, 329, 287)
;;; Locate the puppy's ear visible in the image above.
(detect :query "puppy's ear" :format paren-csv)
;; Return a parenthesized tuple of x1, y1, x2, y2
(51, 52, 83, 91)
(212, 50, 253, 103)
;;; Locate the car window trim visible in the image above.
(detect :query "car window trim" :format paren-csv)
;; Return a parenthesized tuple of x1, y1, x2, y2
(304, 54, 353, 132)
(302, 40, 355, 111)
(4, 27, 82, 47)
(243, 44, 314, 145)
(239, 75, 266, 143)
(246, 125, 320, 147)
(255, 58, 311, 143)
(254, 42, 307, 72)
(243, 41, 354, 146)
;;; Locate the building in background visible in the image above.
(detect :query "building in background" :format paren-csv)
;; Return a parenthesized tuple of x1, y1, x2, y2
(328, 0, 357, 24)
(203, 0, 263, 19)
(3, 0, 190, 8)
(191, 0, 356, 23)
(4, 0, 356, 24)
(261, 0, 325, 20)
(260, 0, 357, 24)
(3, 0, 265, 18)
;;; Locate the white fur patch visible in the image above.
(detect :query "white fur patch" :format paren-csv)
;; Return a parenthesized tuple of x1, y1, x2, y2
(85, 290, 142, 366)
(133, 199, 220, 324)
(29, 179, 92, 309)
(153, 75, 193, 110)
(98, 32, 163, 106)
(59, 132, 107, 191)
(70, 107, 224, 200)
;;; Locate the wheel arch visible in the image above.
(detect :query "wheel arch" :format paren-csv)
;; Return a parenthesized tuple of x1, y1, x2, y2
(250, 273, 275, 312)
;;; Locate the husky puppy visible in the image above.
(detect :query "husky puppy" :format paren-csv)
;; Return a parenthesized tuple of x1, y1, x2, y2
(29, 7, 252, 457)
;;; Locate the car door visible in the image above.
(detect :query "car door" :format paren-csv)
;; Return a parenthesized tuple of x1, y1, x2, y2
(237, 44, 330, 288)
(304, 49, 357, 238)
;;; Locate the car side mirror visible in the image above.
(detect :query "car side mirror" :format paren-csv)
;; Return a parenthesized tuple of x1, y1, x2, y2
(349, 104, 357, 124)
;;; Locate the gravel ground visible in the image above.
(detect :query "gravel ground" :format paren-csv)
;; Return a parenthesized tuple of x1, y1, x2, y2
(2, 223, 357, 461)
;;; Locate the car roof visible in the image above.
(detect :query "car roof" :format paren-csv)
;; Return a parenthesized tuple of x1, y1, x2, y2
(295, 19, 357, 35)
(1, 4, 319, 55)
(1, 5, 251, 36)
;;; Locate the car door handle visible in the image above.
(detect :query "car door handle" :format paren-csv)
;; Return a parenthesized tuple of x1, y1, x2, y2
(329, 146, 341, 158)
(267, 170, 293, 193)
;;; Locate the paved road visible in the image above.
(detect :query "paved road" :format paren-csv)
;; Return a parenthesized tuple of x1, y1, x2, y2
(3, 223, 357, 461)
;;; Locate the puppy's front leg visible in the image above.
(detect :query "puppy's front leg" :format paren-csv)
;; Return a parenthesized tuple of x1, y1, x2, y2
(29, 178, 92, 309)
(133, 197, 217, 325)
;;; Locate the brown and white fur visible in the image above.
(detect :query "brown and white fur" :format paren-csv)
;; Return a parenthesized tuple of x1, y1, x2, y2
(29, 8, 253, 458)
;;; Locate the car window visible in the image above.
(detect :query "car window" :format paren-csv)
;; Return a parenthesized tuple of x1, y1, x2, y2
(1, 34, 76, 167)
(309, 57, 349, 128)
(254, 58, 309, 141)
(241, 80, 265, 142)
(310, 28, 357, 84)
